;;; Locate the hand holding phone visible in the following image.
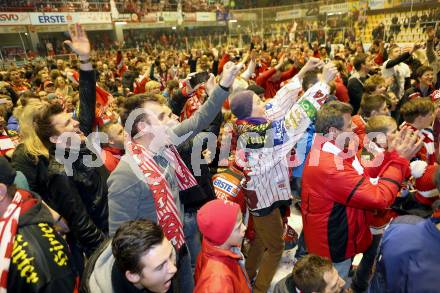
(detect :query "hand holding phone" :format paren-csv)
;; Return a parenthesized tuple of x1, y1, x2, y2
(189, 71, 210, 88)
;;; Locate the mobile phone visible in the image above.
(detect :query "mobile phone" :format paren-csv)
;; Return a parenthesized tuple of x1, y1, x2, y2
(189, 71, 210, 88)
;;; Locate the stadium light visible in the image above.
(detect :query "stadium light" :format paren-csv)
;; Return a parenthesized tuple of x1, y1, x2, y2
(229, 19, 237, 23)
(115, 21, 127, 25)
(172, 26, 177, 30)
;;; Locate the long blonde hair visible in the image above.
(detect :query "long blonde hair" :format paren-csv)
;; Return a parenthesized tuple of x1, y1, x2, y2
(18, 100, 49, 161)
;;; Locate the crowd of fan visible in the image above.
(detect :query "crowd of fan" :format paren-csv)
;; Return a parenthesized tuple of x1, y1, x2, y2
(0, 0, 317, 13)
(0, 0, 233, 13)
(0, 0, 109, 12)
(372, 8, 440, 42)
(1, 22, 440, 293)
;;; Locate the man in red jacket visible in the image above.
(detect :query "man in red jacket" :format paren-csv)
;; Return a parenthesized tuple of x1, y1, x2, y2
(301, 101, 422, 280)
(256, 55, 298, 100)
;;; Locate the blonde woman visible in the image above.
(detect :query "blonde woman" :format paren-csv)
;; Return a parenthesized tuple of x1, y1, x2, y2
(11, 100, 50, 196)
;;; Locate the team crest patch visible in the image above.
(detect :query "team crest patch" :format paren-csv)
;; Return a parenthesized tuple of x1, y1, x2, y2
(299, 99, 317, 119)
(277, 180, 287, 189)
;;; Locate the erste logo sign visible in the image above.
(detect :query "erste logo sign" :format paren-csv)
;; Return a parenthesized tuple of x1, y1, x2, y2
(38, 14, 73, 24)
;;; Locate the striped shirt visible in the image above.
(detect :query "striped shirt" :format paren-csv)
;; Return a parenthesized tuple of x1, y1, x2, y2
(241, 76, 330, 216)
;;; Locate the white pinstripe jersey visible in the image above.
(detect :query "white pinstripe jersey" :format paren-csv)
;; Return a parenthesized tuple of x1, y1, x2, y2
(239, 76, 330, 214)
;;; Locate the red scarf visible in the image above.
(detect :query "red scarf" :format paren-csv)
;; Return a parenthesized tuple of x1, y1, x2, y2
(0, 192, 23, 293)
(126, 141, 197, 250)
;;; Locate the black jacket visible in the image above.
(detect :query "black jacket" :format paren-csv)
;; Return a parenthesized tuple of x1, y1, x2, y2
(12, 143, 49, 197)
(46, 146, 108, 256)
(44, 69, 108, 256)
(347, 75, 366, 115)
(11, 68, 97, 197)
(7, 190, 76, 293)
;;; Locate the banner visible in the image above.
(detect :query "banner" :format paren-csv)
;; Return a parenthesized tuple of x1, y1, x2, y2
(114, 13, 139, 22)
(184, 13, 197, 22)
(320, 3, 349, 14)
(30, 12, 111, 25)
(305, 7, 320, 17)
(0, 13, 30, 25)
(0, 26, 27, 33)
(196, 12, 216, 22)
(83, 23, 113, 31)
(276, 9, 304, 20)
(142, 13, 158, 23)
(368, 0, 385, 10)
(233, 12, 258, 21)
(158, 12, 180, 22)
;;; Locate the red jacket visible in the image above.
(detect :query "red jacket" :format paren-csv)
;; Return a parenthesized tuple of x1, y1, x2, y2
(256, 65, 298, 99)
(352, 115, 366, 149)
(358, 149, 400, 233)
(301, 138, 409, 262)
(335, 75, 349, 103)
(194, 240, 251, 293)
(101, 146, 123, 173)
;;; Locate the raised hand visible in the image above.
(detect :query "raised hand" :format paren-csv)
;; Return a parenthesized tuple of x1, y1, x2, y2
(298, 57, 323, 78)
(64, 23, 90, 59)
(411, 43, 423, 54)
(390, 127, 424, 160)
(205, 73, 217, 97)
(321, 62, 338, 84)
(211, 47, 219, 60)
(220, 61, 244, 88)
(250, 49, 257, 62)
(275, 54, 287, 70)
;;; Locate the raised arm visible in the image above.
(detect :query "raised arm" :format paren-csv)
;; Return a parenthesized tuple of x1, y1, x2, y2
(244, 63, 336, 177)
(326, 129, 422, 209)
(385, 44, 421, 69)
(265, 58, 323, 121)
(240, 52, 256, 81)
(172, 62, 242, 142)
(64, 23, 96, 136)
(385, 52, 411, 69)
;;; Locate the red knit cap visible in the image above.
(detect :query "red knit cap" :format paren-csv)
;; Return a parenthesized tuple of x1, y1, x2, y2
(410, 161, 439, 205)
(197, 199, 241, 246)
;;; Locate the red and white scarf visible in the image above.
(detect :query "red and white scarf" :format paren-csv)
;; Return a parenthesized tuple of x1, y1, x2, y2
(0, 192, 23, 293)
(126, 141, 197, 250)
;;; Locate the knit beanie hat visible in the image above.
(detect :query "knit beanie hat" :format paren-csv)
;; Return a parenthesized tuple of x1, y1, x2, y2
(230, 90, 254, 120)
(410, 160, 439, 205)
(197, 199, 241, 246)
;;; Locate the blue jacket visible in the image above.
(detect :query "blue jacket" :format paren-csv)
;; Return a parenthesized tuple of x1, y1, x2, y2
(292, 124, 315, 178)
(370, 216, 440, 293)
